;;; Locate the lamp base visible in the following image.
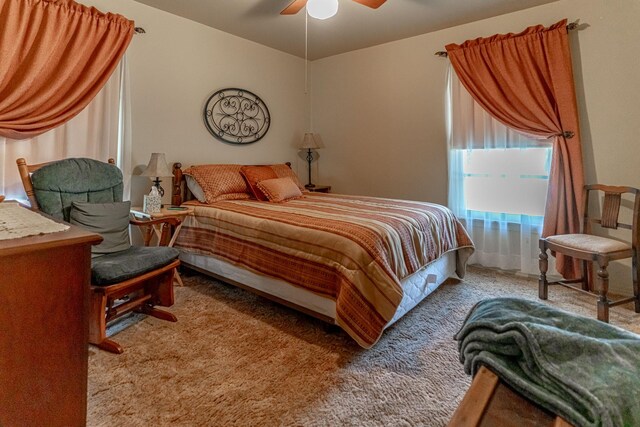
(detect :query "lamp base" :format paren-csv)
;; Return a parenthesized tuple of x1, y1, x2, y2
(152, 178, 165, 196)
(152, 178, 165, 207)
(305, 148, 315, 189)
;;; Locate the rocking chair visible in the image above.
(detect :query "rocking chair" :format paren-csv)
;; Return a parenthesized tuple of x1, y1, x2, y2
(17, 157, 180, 354)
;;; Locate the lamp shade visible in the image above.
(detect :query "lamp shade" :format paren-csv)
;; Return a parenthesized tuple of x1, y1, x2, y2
(298, 133, 324, 149)
(141, 153, 172, 177)
(307, 0, 339, 20)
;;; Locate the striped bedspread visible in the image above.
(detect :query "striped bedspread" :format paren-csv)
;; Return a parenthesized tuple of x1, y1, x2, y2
(174, 193, 474, 348)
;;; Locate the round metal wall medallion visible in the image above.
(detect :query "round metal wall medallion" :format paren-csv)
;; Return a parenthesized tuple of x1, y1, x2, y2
(203, 88, 270, 144)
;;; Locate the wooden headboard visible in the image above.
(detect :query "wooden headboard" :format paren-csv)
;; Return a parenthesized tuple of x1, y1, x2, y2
(171, 162, 189, 206)
(171, 162, 292, 206)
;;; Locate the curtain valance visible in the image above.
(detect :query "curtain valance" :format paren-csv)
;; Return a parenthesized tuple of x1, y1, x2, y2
(0, 0, 134, 139)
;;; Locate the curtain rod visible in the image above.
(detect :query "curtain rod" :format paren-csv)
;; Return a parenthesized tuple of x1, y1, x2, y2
(134, 27, 146, 34)
(434, 20, 579, 57)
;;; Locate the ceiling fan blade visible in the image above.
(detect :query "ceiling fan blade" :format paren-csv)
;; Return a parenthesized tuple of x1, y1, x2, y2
(351, 0, 387, 9)
(281, 0, 308, 15)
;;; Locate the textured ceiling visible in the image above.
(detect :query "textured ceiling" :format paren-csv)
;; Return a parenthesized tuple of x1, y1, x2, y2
(133, 0, 559, 60)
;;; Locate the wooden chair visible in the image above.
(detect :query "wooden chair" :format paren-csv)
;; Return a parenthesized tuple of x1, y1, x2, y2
(539, 184, 640, 322)
(17, 157, 181, 354)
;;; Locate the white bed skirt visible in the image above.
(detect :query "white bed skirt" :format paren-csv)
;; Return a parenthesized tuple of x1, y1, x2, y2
(180, 250, 458, 327)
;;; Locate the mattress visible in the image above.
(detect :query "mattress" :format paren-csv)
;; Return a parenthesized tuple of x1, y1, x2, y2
(180, 249, 458, 327)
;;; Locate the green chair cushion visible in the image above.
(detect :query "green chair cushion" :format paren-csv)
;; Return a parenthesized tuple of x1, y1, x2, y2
(70, 201, 131, 258)
(91, 246, 180, 286)
(31, 158, 123, 221)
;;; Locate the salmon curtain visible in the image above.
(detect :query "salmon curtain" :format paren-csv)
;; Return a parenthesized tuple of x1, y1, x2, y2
(445, 19, 584, 279)
(0, 0, 134, 140)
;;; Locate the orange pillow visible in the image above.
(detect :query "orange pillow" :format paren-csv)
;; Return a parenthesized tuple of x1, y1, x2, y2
(269, 164, 305, 191)
(240, 165, 278, 201)
(183, 164, 250, 203)
(257, 178, 303, 203)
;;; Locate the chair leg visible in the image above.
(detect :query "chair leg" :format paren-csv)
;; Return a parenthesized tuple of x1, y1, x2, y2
(89, 292, 107, 345)
(155, 270, 176, 307)
(633, 250, 640, 313)
(89, 292, 124, 354)
(595, 258, 610, 323)
(581, 260, 591, 291)
(538, 243, 549, 300)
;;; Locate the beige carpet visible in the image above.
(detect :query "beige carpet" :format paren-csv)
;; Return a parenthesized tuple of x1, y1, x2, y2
(87, 266, 640, 426)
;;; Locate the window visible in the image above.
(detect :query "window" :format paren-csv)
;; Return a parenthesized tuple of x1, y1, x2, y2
(458, 147, 551, 218)
(447, 65, 553, 275)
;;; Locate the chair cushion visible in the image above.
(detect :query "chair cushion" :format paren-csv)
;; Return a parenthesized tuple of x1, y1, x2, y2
(70, 201, 131, 258)
(546, 234, 631, 254)
(31, 158, 123, 221)
(91, 246, 180, 286)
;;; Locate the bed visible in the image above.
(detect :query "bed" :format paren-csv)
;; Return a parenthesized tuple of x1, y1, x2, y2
(171, 162, 474, 348)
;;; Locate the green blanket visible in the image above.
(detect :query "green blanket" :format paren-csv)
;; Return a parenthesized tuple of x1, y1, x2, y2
(455, 298, 640, 427)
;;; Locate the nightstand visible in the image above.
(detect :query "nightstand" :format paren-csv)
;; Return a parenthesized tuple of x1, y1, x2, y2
(130, 206, 194, 246)
(130, 206, 194, 286)
(306, 185, 332, 193)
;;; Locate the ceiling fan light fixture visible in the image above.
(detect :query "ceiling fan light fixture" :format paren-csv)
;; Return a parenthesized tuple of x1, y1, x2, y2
(307, 0, 339, 20)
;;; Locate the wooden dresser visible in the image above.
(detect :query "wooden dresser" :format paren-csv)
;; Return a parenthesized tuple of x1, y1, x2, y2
(0, 223, 101, 426)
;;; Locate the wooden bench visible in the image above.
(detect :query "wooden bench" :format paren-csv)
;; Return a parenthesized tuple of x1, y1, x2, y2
(448, 366, 574, 427)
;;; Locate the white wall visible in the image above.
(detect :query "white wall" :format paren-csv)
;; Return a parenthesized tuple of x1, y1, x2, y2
(311, 39, 451, 203)
(81, 0, 309, 205)
(311, 0, 640, 203)
(311, 0, 640, 291)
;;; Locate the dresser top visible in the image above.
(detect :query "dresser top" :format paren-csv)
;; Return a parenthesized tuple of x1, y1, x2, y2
(0, 207, 101, 256)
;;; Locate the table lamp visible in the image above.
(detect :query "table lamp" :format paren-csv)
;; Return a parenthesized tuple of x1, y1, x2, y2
(141, 153, 172, 197)
(297, 133, 324, 188)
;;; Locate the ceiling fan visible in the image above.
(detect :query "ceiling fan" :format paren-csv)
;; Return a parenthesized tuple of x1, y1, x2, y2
(281, 0, 387, 17)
